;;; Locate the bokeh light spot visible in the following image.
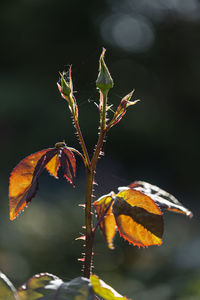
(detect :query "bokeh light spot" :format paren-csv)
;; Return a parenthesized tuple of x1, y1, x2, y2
(100, 14, 154, 53)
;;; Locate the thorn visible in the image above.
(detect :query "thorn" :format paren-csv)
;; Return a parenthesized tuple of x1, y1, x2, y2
(75, 235, 86, 241)
(78, 258, 85, 262)
(79, 204, 86, 208)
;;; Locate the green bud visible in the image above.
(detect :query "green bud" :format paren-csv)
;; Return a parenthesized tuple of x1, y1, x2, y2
(61, 74, 71, 97)
(96, 48, 114, 92)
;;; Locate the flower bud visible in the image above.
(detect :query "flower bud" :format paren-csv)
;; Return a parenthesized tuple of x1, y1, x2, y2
(96, 48, 114, 93)
(61, 74, 71, 97)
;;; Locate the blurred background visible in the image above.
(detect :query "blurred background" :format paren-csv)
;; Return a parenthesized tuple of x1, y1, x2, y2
(0, 0, 200, 299)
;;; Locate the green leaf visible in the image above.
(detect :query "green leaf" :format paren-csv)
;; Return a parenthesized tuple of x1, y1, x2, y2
(0, 271, 18, 300)
(60, 74, 71, 97)
(18, 273, 94, 300)
(17, 273, 63, 300)
(90, 275, 128, 300)
(52, 277, 94, 300)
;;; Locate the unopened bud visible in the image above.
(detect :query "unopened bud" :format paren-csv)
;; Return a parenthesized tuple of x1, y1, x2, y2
(96, 48, 114, 93)
(61, 73, 71, 97)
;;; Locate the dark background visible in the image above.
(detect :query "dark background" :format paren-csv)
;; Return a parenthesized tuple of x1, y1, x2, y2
(0, 0, 200, 299)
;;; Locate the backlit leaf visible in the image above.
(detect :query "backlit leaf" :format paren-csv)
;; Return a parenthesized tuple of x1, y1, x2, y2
(129, 181, 193, 218)
(90, 275, 128, 300)
(93, 193, 116, 249)
(0, 271, 18, 300)
(113, 189, 163, 247)
(18, 274, 94, 300)
(18, 273, 63, 300)
(60, 148, 76, 186)
(9, 144, 77, 220)
(9, 149, 53, 220)
(45, 154, 60, 179)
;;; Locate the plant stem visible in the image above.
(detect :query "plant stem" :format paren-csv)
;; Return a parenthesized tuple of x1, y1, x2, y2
(69, 94, 90, 168)
(83, 90, 108, 278)
(91, 91, 108, 170)
(101, 90, 108, 130)
(83, 168, 94, 278)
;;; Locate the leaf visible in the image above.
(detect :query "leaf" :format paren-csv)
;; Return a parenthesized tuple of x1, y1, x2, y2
(18, 273, 63, 300)
(93, 193, 116, 249)
(18, 274, 94, 300)
(90, 275, 128, 300)
(60, 148, 76, 186)
(0, 271, 18, 300)
(9, 145, 77, 220)
(129, 181, 193, 218)
(107, 91, 139, 130)
(45, 153, 60, 179)
(52, 277, 94, 300)
(113, 189, 163, 247)
(9, 148, 58, 220)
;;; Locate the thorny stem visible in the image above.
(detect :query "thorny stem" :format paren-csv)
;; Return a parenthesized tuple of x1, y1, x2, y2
(91, 91, 108, 170)
(69, 94, 91, 168)
(101, 90, 108, 130)
(60, 60, 111, 278)
(83, 91, 108, 278)
(83, 168, 94, 278)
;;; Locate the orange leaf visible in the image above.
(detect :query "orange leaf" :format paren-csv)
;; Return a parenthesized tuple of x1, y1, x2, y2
(45, 153, 60, 179)
(9, 144, 77, 221)
(9, 149, 52, 221)
(113, 189, 163, 247)
(60, 148, 76, 186)
(93, 193, 116, 249)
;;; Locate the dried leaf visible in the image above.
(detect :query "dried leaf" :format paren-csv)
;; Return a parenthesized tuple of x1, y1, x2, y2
(113, 189, 163, 247)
